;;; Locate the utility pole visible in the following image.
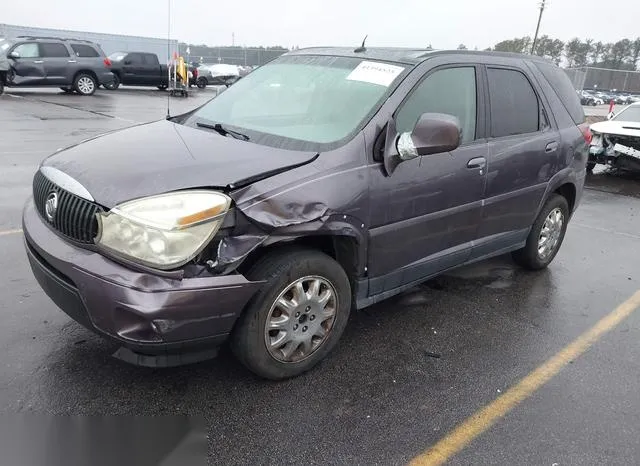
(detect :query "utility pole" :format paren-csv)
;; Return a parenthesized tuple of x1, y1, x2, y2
(531, 0, 546, 54)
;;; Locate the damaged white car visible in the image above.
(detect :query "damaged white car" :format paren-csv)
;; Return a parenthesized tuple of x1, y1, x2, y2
(589, 102, 640, 171)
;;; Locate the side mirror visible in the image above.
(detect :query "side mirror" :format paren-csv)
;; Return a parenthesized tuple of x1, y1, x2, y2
(9, 51, 20, 59)
(384, 113, 461, 175)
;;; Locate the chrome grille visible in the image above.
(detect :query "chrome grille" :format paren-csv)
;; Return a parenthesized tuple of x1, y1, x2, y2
(33, 170, 101, 244)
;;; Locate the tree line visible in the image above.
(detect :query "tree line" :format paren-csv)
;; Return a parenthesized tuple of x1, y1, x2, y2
(474, 36, 640, 70)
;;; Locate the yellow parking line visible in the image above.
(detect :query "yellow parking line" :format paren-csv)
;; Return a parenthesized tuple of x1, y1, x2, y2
(0, 229, 23, 237)
(410, 289, 640, 466)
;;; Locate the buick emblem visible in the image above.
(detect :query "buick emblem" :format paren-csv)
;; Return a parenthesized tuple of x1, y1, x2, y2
(45, 192, 58, 222)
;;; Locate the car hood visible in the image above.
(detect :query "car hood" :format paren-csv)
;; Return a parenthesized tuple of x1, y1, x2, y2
(591, 120, 640, 138)
(41, 120, 318, 208)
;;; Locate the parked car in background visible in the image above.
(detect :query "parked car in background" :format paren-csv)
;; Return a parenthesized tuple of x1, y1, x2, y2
(105, 51, 169, 90)
(0, 36, 115, 95)
(579, 90, 597, 106)
(23, 48, 588, 379)
(589, 102, 640, 171)
(195, 63, 241, 88)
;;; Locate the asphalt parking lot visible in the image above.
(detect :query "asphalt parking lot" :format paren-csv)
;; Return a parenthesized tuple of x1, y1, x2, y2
(1, 88, 639, 465)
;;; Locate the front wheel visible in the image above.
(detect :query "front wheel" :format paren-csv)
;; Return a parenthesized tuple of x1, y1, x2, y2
(73, 73, 97, 96)
(196, 77, 207, 89)
(103, 74, 120, 90)
(512, 194, 569, 270)
(232, 249, 352, 380)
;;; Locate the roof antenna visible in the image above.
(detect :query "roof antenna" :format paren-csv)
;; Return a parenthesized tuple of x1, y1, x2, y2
(166, 0, 172, 120)
(354, 35, 368, 53)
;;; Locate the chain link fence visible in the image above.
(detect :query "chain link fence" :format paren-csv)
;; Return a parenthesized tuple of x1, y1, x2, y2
(182, 47, 288, 67)
(565, 66, 640, 93)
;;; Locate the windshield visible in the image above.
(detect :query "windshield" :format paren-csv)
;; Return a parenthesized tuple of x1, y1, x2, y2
(613, 106, 640, 123)
(186, 55, 407, 149)
(108, 52, 127, 61)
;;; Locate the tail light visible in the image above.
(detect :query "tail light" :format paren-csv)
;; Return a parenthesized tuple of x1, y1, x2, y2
(103, 58, 112, 67)
(578, 123, 592, 144)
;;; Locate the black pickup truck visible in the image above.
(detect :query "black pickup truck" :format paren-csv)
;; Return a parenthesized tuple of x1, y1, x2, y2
(105, 52, 169, 90)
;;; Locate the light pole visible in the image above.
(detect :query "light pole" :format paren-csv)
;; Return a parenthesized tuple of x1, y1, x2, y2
(531, 0, 546, 54)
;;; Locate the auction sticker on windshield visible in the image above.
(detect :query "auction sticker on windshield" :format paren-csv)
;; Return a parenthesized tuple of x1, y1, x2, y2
(347, 61, 404, 87)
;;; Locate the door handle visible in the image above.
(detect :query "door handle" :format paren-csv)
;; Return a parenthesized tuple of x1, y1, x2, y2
(33, 60, 44, 64)
(467, 157, 487, 169)
(68, 60, 77, 63)
(545, 142, 558, 153)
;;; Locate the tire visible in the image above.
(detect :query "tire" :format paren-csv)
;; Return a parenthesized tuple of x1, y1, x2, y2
(231, 249, 352, 380)
(587, 162, 596, 172)
(103, 74, 120, 90)
(196, 77, 207, 89)
(73, 73, 97, 96)
(512, 194, 569, 270)
(0, 78, 4, 96)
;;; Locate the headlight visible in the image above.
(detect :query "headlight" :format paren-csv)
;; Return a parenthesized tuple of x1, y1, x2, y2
(96, 190, 231, 270)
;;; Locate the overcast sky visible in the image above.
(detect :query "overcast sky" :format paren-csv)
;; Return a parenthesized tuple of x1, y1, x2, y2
(3, 0, 640, 49)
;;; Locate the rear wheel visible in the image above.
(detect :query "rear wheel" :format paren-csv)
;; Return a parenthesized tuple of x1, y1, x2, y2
(73, 73, 97, 96)
(196, 77, 207, 89)
(513, 194, 569, 270)
(232, 249, 351, 380)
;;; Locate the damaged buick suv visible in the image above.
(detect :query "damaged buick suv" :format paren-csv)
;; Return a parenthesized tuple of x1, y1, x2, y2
(23, 47, 589, 379)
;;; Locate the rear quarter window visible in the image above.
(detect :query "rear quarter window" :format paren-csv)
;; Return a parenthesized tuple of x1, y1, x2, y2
(533, 61, 585, 125)
(71, 44, 100, 57)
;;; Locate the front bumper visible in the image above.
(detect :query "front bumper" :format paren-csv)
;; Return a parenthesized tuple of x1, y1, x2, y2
(23, 197, 262, 364)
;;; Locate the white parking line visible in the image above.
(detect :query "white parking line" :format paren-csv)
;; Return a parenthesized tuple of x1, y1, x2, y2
(574, 222, 640, 241)
(0, 229, 23, 237)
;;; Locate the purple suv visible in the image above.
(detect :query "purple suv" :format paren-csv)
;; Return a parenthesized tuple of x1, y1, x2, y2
(23, 47, 589, 379)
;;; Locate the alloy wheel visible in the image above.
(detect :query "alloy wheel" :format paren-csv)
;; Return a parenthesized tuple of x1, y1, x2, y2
(264, 276, 338, 363)
(538, 207, 564, 259)
(77, 77, 95, 95)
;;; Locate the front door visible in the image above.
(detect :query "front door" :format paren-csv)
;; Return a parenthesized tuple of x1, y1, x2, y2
(367, 65, 488, 295)
(8, 42, 45, 86)
(472, 65, 561, 259)
(40, 42, 72, 85)
(122, 53, 145, 84)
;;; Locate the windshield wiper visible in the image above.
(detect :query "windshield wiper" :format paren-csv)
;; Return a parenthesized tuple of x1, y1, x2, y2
(196, 122, 250, 141)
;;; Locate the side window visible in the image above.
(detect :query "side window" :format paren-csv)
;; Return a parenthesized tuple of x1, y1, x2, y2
(12, 43, 40, 58)
(142, 54, 156, 65)
(40, 43, 70, 58)
(71, 44, 100, 57)
(126, 53, 142, 65)
(487, 68, 539, 137)
(396, 67, 477, 144)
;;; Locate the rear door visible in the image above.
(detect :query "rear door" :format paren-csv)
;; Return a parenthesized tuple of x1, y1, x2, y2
(141, 54, 160, 84)
(70, 43, 103, 83)
(472, 64, 560, 259)
(39, 42, 71, 85)
(8, 42, 45, 85)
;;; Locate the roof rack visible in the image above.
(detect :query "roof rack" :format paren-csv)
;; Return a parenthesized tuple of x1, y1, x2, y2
(15, 36, 94, 43)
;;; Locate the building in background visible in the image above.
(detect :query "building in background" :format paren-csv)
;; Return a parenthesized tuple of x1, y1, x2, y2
(0, 23, 178, 61)
(565, 66, 640, 93)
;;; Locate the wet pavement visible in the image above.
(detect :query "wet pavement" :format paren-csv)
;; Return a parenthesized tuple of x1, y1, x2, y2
(1, 90, 639, 465)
